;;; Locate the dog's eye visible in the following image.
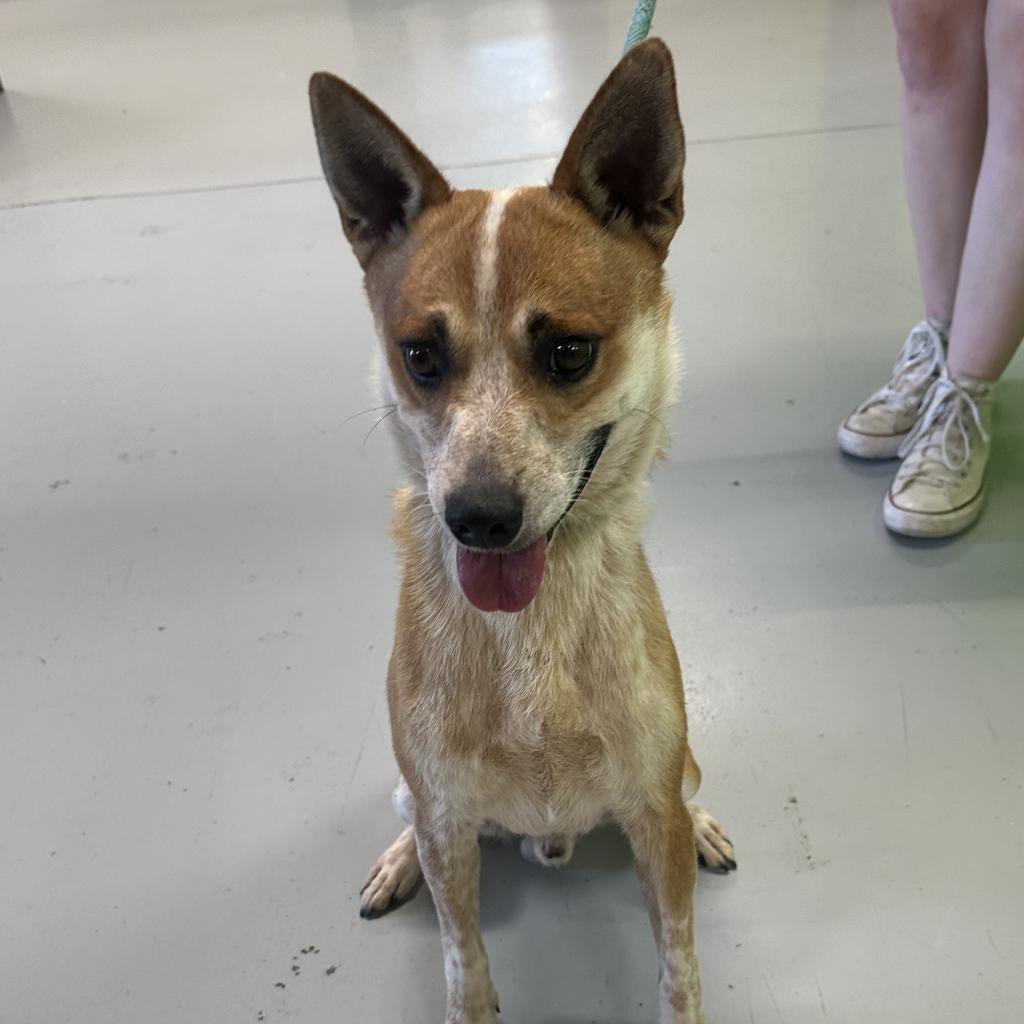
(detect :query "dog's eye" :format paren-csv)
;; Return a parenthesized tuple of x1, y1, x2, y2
(402, 343, 443, 386)
(548, 338, 595, 383)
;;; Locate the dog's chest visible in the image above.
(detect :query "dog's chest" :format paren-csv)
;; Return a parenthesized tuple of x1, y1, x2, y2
(472, 712, 616, 834)
(433, 655, 669, 834)
(400, 576, 685, 832)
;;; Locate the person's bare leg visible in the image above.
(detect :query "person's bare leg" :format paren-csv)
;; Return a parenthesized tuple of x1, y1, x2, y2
(946, 0, 1024, 380)
(891, 0, 988, 323)
(837, 0, 988, 461)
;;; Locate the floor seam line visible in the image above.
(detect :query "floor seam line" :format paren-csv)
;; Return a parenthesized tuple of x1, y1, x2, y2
(0, 121, 898, 213)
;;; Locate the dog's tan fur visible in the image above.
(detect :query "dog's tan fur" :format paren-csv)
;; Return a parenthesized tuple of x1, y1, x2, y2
(310, 39, 734, 1024)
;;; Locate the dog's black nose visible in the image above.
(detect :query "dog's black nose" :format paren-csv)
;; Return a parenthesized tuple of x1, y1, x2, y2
(445, 485, 523, 550)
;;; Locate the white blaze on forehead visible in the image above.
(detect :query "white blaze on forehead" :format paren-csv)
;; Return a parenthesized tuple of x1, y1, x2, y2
(475, 187, 520, 319)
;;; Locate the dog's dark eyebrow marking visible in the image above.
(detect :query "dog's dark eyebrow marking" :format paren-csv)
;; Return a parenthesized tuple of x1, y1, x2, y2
(395, 312, 449, 344)
(527, 311, 551, 336)
(428, 313, 449, 342)
(527, 311, 602, 340)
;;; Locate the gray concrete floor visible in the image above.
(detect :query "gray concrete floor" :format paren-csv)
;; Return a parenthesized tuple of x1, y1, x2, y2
(2, 2, 1023, 1023)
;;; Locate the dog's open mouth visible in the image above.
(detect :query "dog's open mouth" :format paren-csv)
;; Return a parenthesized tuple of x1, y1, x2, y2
(455, 424, 613, 614)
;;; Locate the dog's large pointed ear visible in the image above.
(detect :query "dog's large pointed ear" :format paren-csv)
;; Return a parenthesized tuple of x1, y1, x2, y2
(552, 39, 684, 260)
(309, 73, 452, 268)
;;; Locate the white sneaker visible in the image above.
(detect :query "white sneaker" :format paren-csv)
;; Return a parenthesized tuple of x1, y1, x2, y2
(883, 369, 994, 538)
(838, 318, 948, 459)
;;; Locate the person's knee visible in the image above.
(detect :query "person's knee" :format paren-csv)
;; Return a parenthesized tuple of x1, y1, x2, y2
(890, 0, 982, 92)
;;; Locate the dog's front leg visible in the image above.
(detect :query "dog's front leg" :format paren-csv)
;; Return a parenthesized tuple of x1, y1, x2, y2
(623, 803, 704, 1024)
(416, 813, 499, 1024)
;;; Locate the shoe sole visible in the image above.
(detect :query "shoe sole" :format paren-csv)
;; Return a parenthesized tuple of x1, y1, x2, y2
(837, 423, 907, 460)
(883, 487, 985, 539)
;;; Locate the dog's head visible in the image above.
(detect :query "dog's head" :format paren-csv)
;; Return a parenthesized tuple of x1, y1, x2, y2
(310, 40, 685, 613)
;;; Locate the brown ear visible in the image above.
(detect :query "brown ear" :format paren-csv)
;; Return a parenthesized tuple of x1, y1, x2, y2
(308, 73, 452, 268)
(552, 38, 685, 260)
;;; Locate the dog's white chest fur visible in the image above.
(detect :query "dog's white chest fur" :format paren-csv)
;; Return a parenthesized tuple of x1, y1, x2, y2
(413, 584, 686, 838)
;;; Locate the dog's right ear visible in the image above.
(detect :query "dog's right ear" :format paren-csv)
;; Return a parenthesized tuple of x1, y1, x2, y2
(308, 73, 452, 268)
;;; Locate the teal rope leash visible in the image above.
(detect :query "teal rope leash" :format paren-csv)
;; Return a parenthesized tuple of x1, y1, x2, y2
(623, 0, 657, 51)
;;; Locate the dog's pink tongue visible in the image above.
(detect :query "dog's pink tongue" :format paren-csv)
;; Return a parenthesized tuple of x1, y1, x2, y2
(456, 536, 547, 613)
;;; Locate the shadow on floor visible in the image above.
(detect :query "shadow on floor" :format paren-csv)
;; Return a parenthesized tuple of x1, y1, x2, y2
(478, 824, 636, 929)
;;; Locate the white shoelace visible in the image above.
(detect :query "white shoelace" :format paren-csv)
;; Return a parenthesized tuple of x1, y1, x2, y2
(855, 320, 947, 416)
(895, 372, 990, 491)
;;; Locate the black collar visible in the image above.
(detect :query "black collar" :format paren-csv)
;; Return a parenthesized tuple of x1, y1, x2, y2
(548, 423, 614, 540)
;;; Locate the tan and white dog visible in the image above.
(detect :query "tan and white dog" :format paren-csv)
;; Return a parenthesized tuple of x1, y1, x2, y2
(309, 39, 735, 1024)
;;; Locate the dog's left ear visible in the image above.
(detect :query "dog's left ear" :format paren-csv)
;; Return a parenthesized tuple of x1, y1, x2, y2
(552, 38, 685, 260)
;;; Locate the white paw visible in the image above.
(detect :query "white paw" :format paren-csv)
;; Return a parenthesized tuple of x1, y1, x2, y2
(520, 833, 576, 867)
(687, 803, 736, 874)
(359, 826, 422, 918)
